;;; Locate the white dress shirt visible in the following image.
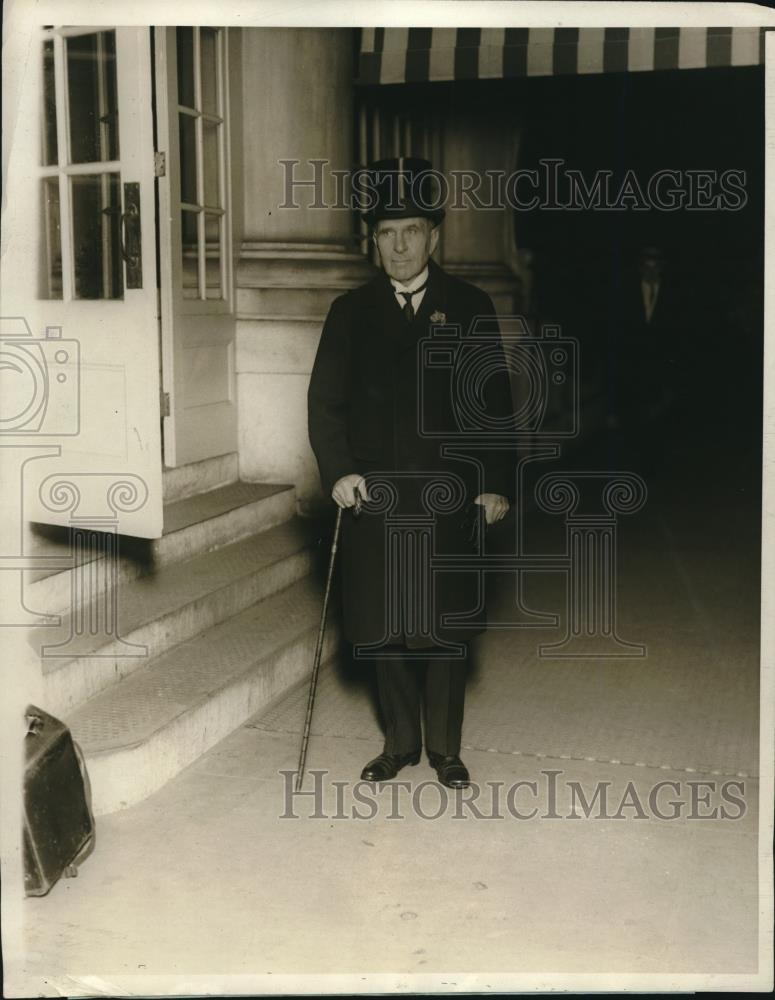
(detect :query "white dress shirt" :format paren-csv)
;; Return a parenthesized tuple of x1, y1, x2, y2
(390, 266, 429, 316)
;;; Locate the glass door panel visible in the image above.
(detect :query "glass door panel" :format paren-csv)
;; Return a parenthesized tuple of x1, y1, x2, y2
(66, 31, 119, 164)
(174, 26, 227, 304)
(3, 25, 164, 538)
(70, 172, 122, 299)
(157, 26, 235, 467)
(42, 39, 58, 166)
(39, 177, 63, 298)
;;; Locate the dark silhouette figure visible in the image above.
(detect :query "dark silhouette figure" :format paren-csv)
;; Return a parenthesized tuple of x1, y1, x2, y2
(607, 245, 686, 474)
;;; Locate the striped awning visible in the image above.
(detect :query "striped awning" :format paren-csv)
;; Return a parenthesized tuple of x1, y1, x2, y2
(357, 26, 766, 85)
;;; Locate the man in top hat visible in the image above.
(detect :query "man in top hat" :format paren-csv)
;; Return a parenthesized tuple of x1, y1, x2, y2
(307, 157, 515, 788)
(609, 244, 685, 472)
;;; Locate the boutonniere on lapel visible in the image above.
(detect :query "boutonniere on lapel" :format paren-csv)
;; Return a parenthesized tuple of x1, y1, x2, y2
(430, 310, 446, 324)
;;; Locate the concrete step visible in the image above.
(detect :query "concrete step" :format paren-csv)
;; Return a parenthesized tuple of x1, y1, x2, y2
(30, 516, 324, 717)
(68, 575, 338, 815)
(163, 453, 239, 503)
(25, 481, 296, 616)
(156, 480, 297, 566)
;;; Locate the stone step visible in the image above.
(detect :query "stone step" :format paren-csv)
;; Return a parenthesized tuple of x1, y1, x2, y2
(68, 575, 338, 816)
(25, 481, 296, 616)
(155, 481, 297, 566)
(31, 516, 324, 717)
(163, 453, 239, 503)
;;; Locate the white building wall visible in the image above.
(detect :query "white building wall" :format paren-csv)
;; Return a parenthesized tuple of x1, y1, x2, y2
(235, 29, 371, 513)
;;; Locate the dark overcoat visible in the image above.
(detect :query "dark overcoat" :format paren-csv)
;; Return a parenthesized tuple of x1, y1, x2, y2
(613, 272, 686, 430)
(308, 258, 516, 651)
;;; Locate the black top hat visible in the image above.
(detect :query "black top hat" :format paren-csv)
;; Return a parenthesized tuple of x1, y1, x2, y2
(360, 156, 446, 226)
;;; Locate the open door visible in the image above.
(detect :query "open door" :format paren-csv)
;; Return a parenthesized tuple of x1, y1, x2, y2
(2, 26, 163, 538)
(155, 27, 237, 468)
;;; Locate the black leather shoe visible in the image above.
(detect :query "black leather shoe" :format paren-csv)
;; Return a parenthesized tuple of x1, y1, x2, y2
(360, 749, 421, 782)
(428, 753, 470, 788)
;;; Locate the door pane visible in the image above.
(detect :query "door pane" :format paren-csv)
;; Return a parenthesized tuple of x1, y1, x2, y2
(71, 173, 123, 299)
(181, 208, 198, 246)
(181, 209, 199, 299)
(178, 112, 197, 204)
(172, 28, 230, 306)
(42, 39, 58, 166)
(204, 213, 222, 300)
(67, 31, 119, 164)
(176, 27, 195, 109)
(39, 177, 63, 299)
(200, 29, 218, 115)
(202, 120, 220, 208)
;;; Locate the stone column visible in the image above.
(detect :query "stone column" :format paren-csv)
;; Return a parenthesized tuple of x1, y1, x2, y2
(236, 28, 372, 513)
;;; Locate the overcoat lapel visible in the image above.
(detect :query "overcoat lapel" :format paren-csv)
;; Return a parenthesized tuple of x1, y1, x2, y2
(356, 271, 402, 374)
(371, 269, 405, 348)
(422, 258, 449, 326)
(396, 258, 450, 355)
(362, 260, 453, 368)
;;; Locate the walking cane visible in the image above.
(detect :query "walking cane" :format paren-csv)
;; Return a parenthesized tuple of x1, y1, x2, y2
(295, 487, 362, 791)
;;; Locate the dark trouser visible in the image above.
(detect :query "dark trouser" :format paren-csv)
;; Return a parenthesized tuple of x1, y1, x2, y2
(375, 645, 468, 757)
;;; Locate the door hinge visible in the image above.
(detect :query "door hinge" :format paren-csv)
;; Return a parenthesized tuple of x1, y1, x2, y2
(154, 151, 166, 177)
(160, 390, 171, 417)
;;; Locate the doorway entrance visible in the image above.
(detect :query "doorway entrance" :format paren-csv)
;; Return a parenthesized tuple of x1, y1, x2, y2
(155, 26, 237, 470)
(3, 24, 237, 539)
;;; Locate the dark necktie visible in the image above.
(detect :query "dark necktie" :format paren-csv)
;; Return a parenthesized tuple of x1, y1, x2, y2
(398, 281, 428, 323)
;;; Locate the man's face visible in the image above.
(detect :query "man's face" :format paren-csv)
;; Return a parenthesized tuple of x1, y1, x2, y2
(374, 217, 439, 284)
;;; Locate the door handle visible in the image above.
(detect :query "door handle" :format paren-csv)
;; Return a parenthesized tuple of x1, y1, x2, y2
(120, 182, 142, 289)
